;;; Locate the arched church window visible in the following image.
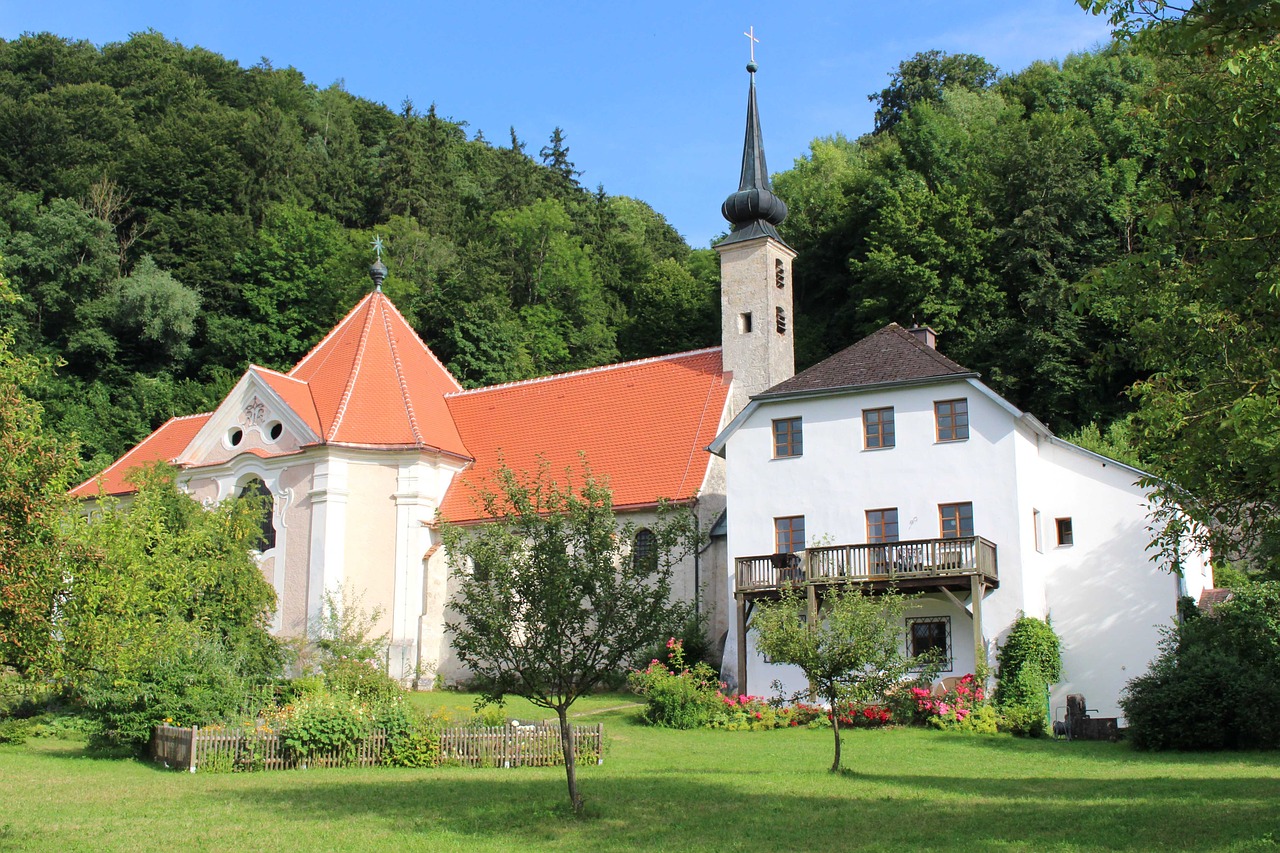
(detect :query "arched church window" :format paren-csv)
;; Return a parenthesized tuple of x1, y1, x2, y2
(238, 477, 277, 551)
(633, 528, 657, 572)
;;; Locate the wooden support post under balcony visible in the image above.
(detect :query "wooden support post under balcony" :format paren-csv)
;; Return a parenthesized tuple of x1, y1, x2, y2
(970, 573, 985, 677)
(806, 552, 819, 702)
(736, 595, 748, 697)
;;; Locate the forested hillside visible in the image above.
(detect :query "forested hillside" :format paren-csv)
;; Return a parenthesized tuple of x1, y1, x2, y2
(775, 45, 1163, 434)
(0, 32, 719, 472)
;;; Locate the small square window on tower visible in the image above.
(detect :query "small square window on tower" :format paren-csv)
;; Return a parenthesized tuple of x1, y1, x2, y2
(775, 258, 786, 288)
(1056, 517, 1074, 546)
(739, 312, 753, 334)
(776, 306, 787, 334)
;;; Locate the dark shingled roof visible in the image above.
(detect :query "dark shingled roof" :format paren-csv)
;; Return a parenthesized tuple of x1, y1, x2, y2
(760, 323, 976, 398)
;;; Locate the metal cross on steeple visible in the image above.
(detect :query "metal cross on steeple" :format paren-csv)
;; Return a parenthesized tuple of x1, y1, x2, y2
(743, 26, 759, 64)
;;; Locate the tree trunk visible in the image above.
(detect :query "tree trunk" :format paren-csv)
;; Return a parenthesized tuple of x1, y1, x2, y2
(831, 709, 842, 773)
(557, 706, 583, 813)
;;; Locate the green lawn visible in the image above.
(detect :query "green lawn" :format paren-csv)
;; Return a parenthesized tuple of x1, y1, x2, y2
(2, 695, 1278, 852)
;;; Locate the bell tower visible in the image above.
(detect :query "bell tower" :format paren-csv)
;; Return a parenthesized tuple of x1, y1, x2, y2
(715, 52, 795, 417)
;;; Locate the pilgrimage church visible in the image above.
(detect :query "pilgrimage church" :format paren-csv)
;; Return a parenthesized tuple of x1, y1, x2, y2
(73, 59, 797, 686)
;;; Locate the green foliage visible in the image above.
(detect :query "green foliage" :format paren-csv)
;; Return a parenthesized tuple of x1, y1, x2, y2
(754, 587, 926, 771)
(994, 615, 1061, 738)
(1122, 582, 1280, 751)
(628, 640, 723, 729)
(442, 458, 696, 812)
(0, 32, 717, 473)
(307, 587, 390, 674)
(0, 326, 85, 675)
(870, 49, 999, 132)
(78, 637, 257, 751)
(375, 699, 442, 768)
(279, 689, 372, 766)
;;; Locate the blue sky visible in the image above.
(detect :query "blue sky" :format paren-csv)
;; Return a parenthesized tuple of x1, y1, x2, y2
(2, 1, 1113, 248)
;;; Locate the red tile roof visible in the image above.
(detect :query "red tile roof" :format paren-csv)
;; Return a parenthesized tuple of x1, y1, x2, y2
(439, 348, 728, 523)
(73, 293, 727, 518)
(69, 413, 212, 498)
(289, 291, 467, 455)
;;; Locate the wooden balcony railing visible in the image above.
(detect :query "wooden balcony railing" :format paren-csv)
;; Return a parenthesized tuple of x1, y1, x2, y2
(735, 536, 998, 594)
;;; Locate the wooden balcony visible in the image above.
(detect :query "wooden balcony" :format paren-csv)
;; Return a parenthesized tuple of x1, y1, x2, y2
(734, 536, 999, 596)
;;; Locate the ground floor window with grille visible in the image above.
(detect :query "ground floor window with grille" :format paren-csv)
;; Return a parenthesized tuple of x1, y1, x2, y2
(907, 616, 952, 672)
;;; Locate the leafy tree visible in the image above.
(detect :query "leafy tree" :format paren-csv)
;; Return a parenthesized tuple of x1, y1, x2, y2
(753, 587, 928, 772)
(1075, 1, 1280, 567)
(1122, 583, 1280, 750)
(0, 310, 86, 675)
(993, 615, 1062, 737)
(441, 459, 695, 813)
(870, 50, 998, 132)
(65, 463, 282, 739)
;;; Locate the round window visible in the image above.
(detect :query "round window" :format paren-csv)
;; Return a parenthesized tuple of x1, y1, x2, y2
(268, 421, 283, 441)
(228, 428, 243, 447)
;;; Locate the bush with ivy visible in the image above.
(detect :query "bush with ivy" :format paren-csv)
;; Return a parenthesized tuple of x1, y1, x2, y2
(1123, 583, 1280, 750)
(994, 615, 1061, 738)
(628, 638, 723, 729)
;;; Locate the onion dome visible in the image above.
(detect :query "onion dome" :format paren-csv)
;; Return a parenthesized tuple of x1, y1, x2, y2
(719, 62, 788, 245)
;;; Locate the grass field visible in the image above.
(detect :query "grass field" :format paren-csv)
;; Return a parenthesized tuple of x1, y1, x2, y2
(2, 693, 1279, 852)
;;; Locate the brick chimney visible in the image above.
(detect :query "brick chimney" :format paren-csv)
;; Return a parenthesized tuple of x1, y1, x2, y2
(908, 325, 938, 349)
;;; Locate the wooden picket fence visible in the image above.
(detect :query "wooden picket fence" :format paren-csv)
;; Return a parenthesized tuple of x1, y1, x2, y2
(151, 720, 603, 773)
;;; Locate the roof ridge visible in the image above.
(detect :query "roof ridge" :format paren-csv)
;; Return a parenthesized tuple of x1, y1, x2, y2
(447, 346, 723, 397)
(886, 324, 971, 373)
(326, 296, 378, 441)
(379, 297, 425, 446)
(378, 292, 463, 392)
(250, 364, 309, 384)
(164, 411, 214, 422)
(289, 292, 374, 377)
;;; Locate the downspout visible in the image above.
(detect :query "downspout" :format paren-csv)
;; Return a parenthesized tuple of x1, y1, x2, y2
(693, 510, 701, 620)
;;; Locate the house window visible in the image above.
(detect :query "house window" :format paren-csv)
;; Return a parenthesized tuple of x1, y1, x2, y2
(1056, 517, 1074, 547)
(776, 306, 787, 334)
(935, 398, 969, 442)
(775, 516, 805, 555)
(238, 477, 276, 551)
(775, 258, 785, 288)
(739, 312, 753, 333)
(939, 502, 974, 539)
(773, 417, 802, 458)
(1033, 509, 1043, 553)
(633, 528, 657, 571)
(866, 508, 899, 544)
(863, 407, 895, 449)
(908, 616, 952, 671)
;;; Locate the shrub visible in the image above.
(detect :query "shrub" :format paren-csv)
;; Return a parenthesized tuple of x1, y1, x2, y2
(78, 637, 257, 752)
(323, 658, 404, 705)
(995, 615, 1061, 738)
(912, 674, 993, 733)
(708, 694, 785, 730)
(279, 690, 372, 765)
(1123, 582, 1280, 750)
(0, 717, 32, 744)
(374, 699, 442, 767)
(628, 639, 723, 729)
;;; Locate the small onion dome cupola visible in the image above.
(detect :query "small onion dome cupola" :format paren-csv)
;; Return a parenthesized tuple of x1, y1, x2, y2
(719, 60, 789, 247)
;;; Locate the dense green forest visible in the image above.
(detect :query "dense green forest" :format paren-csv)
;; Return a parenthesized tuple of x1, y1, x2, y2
(2, 11, 1278, 571)
(0, 31, 719, 472)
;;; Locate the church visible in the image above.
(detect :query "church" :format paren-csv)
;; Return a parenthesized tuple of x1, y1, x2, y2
(74, 58, 1210, 718)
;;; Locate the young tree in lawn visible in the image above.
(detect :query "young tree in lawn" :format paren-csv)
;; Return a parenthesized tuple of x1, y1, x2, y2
(441, 459, 695, 814)
(754, 586, 929, 773)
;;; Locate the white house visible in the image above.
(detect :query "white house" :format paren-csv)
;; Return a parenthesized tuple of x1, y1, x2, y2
(708, 323, 1213, 721)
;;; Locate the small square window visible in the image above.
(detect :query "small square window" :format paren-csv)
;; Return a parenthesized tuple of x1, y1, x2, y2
(939, 502, 974, 539)
(908, 616, 952, 671)
(773, 417, 802, 458)
(1056, 517, 1074, 547)
(864, 407, 895, 449)
(866, 508, 899, 544)
(775, 516, 806, 554)
(935, 399, 969, 442)
(739, 312, 753, 333)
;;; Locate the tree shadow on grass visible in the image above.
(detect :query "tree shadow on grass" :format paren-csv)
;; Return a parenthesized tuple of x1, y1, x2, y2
(237, 762, 1280, 851)
(952, 731, 1280, 769)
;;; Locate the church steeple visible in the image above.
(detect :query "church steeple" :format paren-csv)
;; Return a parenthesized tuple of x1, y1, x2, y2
(720, 59, 788, 245)
(715, 39, 796, 416)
